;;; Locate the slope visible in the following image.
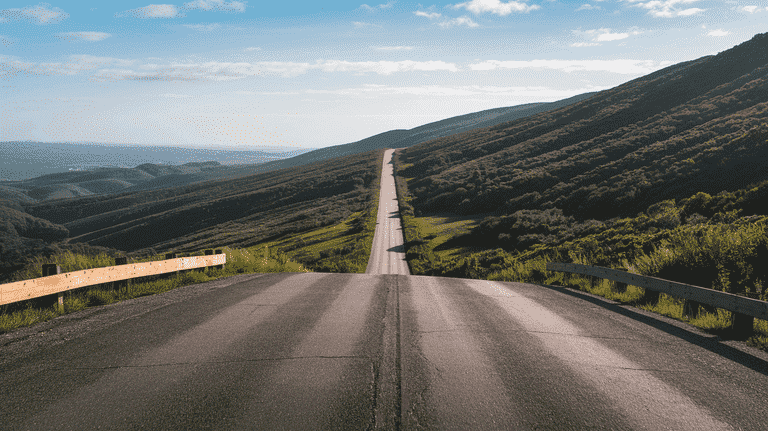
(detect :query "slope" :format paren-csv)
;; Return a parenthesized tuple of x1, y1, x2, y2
(23, 150, 385, 255)
(397, 32, 768, 222)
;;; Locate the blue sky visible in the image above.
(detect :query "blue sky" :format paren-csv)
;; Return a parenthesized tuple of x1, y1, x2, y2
(1, 1, 766, 150)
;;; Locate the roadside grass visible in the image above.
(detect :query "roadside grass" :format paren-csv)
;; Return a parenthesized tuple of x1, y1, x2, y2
(489, 256, 768, 347)
(0, 245, 307, 334)
(261, 207, 378, 273)
(410, 214, 482, 258)
(263, 150, 382, 274)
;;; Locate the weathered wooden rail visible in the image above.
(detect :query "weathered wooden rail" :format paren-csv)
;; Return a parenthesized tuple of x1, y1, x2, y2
(546, 262, 768, 339)
(1, 250, 226, 309)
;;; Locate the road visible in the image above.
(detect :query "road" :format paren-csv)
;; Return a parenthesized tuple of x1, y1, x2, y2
(3, 149, 768, 430)
(366, 149, 410, 275)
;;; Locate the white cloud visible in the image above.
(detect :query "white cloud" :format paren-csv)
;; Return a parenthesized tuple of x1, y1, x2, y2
(624, 0, 705, 18)
(244, 46, 261, 51)
(0, 4, 69, 24)
(303, 84, 603, 98)
(0, 56, 459, 80)
(741, 5, 759, 13)
(573, 28, 641, 42)
(375, 46, 414, 50)
(439, 16, 480, 27)
(469, 59, 668, 74)
(360, 1, 395, 11)
(577, 4, 595, 10)
(184, 23, 221, 31)
(56, 32, 111, 42)
(570, 42, 601, 47)
(414, 10, 442, 18)
(451, 0, 540, 15)
(116, 4, 183, 18)
(707, 29, 729, 36)
(0, 54, 135, 78)
(596, 31, 628, 41)
(183, 0, 247, 12)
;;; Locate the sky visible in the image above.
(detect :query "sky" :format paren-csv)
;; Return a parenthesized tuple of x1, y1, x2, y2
(1, 1, 767, 151)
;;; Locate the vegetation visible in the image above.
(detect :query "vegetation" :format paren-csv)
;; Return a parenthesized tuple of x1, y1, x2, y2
(1, 149, 385, 283)
(397, 33, 768, 223)
(258, 155, 382, 273)
(0, 245, 307, 334)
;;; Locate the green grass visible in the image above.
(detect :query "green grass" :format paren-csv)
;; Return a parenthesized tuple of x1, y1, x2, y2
(487, 256, 765, 344)
(410, 214, 481, 256)
(0, 245, 308, 334)
(260, 207, 378, 273)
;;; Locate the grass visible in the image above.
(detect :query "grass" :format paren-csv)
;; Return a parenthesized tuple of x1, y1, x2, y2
(263, 150, 382, 273)
(0, 245, 308, 334)
(487, 256, 764, 345)
(410, 214, 482, 256)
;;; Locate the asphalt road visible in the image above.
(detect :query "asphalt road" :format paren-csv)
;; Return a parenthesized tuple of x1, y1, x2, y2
(365, 149, 410, 276)
(3, 149, 768, 430)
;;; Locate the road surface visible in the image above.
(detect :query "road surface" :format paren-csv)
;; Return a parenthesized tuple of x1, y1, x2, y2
(366, 149, 410, 275)
(2, 149, 768, 430)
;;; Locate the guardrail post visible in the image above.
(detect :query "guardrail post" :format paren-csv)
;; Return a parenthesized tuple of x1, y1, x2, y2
(114, 257, 130, 293)
(165, 253, 178, 279)
(614, 281, 627, 294)
(683, 299, 700, 318)
(42, 264, 63, 312)
(203, 250, 213, 273)
(215, 249, 224, 270)
(732, 313, 754, 340)
(641, 288, 660, 305)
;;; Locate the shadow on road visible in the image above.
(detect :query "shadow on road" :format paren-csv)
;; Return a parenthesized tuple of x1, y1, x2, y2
(386, 244, 406, 253)
(537, 283, 768, 377)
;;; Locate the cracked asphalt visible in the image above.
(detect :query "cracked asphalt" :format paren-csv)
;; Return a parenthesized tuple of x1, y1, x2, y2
(3, 149, 768, 429)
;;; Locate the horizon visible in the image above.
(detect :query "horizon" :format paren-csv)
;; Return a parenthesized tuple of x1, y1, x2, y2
(1, 1, 766, 150)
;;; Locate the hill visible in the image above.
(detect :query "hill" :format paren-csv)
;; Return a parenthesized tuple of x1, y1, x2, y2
(0, 141, 314, 181)
(251, 92, 595, 172)
(397, 32, 768, 222)
(0, 150, 384, 282)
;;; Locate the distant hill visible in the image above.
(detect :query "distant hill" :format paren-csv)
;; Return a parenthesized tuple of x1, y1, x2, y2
(249, 92, 595, 172)
(397, 32, 768, 222)
(0, 161, 282, 203)
(0, 141, 315, 181)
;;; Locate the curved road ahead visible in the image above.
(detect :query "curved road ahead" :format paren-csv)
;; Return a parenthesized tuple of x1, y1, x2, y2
(3, 150, 768, 430)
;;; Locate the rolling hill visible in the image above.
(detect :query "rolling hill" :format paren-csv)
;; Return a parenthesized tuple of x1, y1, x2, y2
(0, 149, 384, 282)
(397, 32, 768, 222)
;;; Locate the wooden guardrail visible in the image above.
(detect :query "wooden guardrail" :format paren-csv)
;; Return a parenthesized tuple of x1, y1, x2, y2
(1, 249, 226, 309)
(546, 262, 768, 339)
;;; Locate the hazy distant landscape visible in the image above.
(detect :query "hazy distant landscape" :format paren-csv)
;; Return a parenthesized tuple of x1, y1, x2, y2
(0, 141, 316, 181)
